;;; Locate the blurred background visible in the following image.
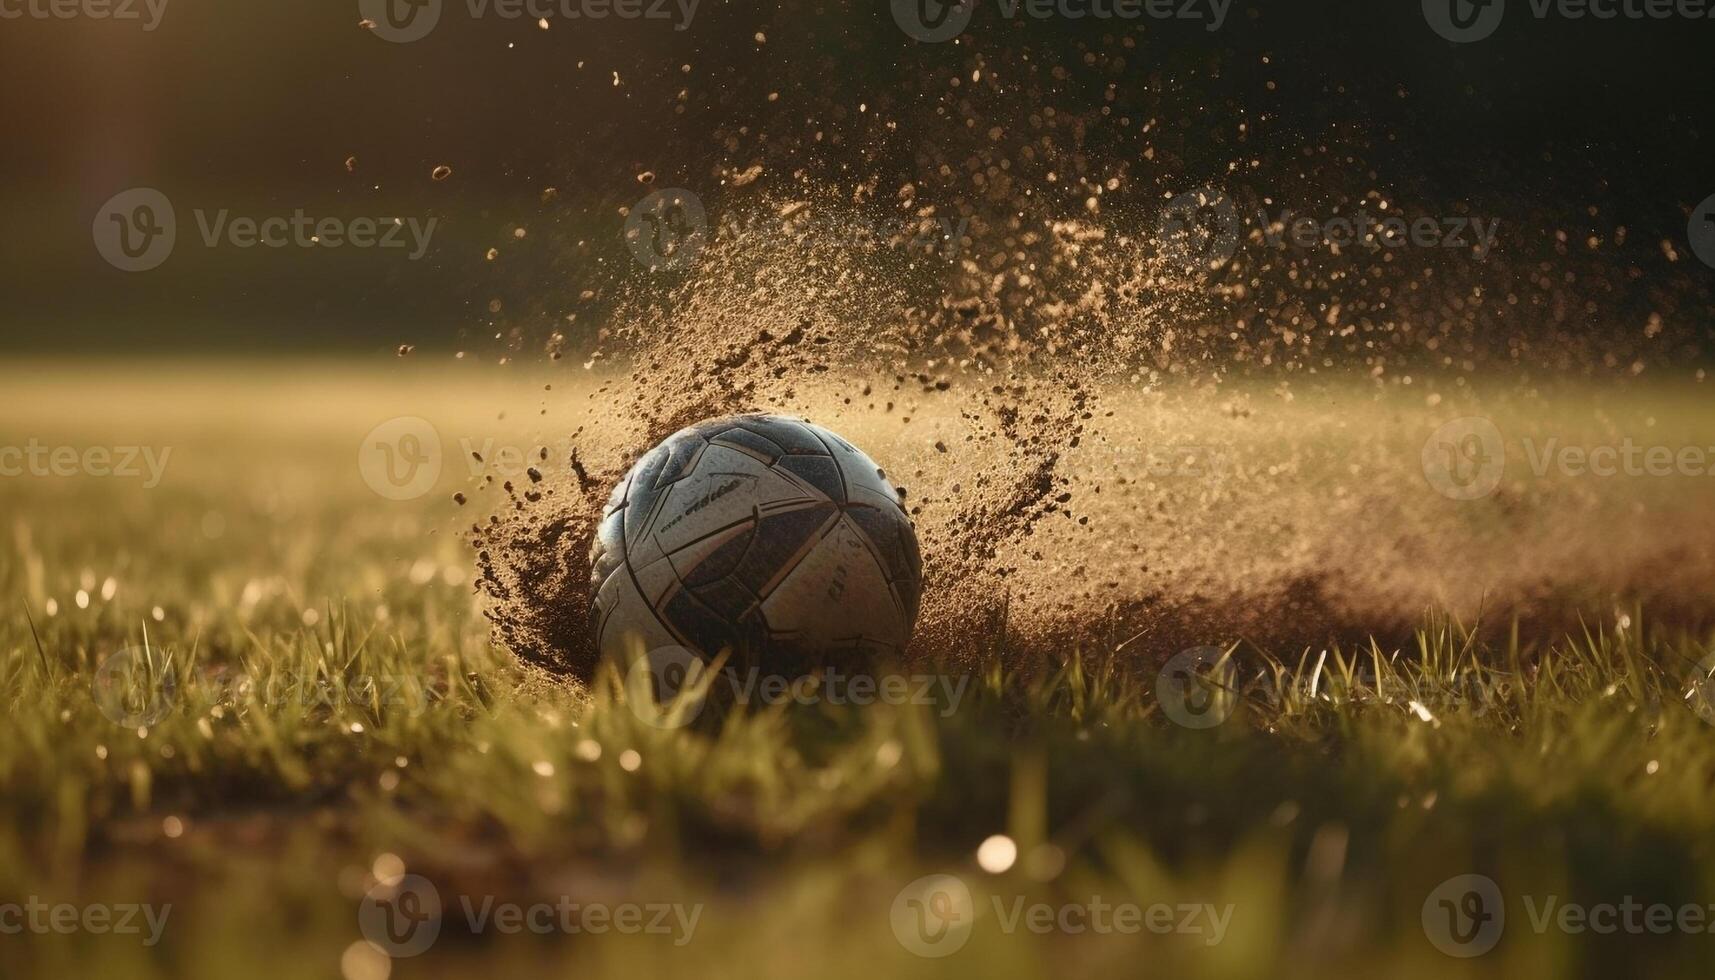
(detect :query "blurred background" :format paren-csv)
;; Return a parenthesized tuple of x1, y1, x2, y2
(5, 6, 1715, 979)
(1, 0, 1711, 359)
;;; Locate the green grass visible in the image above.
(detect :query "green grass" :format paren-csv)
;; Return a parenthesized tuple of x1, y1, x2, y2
(5, 361, 1715, 979)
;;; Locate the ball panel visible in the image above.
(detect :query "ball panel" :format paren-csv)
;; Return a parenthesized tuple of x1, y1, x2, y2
(758, 516, 910, 651)
(685, 576, 763, 627)
(847, 482, 905, 515)
(651, 430, 709, 490)
(591, 413, 923, 667)
(730, 500, 841, 597)
(844, 503, 921, 587)
(645, 446, 793, 555)
(825, 436, 895, 502)
(706, 426, 789, 463)
(593, 554, 680, 656)
(774, 453, 847, 503)
(733, 415, 828, 455)
(591, 506, 629, 586)
(659, 587, 740, 655)
(620, 444, 674, 553)
(667, 520, 756, 588)
(628, 547, 683, 610)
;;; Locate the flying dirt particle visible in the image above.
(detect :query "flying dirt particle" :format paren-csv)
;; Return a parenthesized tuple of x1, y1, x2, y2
(432, 165, 453, 182)
(568, 451, 593, 493)
(465, 63, 1711, 677)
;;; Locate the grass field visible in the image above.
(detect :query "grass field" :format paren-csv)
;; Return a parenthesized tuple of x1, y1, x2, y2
(4, 359, 1715, 979)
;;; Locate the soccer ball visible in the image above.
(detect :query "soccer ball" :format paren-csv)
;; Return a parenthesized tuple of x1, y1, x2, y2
(589, 414, 922, 668)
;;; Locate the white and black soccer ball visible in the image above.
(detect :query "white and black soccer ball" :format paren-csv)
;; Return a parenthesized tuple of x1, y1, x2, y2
(589, 414, 922, 668)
